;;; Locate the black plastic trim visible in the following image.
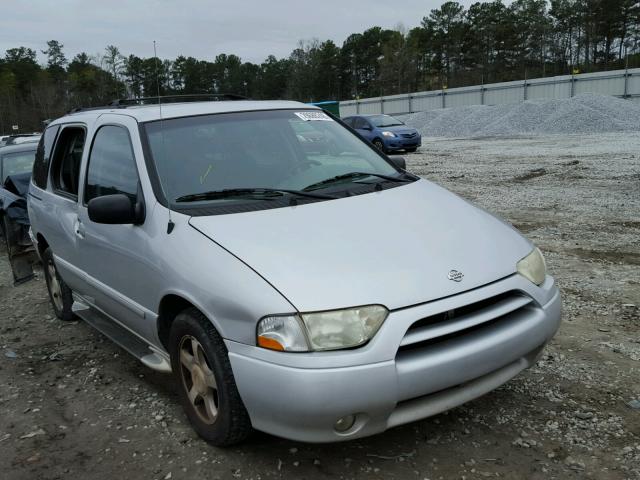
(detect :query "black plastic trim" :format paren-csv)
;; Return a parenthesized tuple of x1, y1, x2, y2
(49, 123, 87, 202)
(88, 193, 139, 225)
(138, 122, 169, 208)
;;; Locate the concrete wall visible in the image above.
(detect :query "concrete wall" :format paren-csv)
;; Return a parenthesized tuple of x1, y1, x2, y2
(339, 68, 640, 117)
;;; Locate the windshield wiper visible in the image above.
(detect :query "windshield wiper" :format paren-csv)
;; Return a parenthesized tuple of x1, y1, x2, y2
(303, 171, 413, 191)
(175, 187, 336, 203)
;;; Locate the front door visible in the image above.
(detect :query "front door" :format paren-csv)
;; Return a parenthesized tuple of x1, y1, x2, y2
(75, 115, 162, 341)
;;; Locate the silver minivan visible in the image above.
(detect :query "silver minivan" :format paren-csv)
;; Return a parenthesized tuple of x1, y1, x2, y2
(28, 97, 561, 445)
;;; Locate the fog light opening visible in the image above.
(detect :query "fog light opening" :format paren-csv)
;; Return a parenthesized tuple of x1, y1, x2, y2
(334, 414, 356, 433)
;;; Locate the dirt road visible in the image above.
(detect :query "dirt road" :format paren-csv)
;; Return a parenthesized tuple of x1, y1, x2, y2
(1, 133, 638, 479)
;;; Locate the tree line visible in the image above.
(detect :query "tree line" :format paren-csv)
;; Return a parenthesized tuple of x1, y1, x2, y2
(1, 0, 638, 133)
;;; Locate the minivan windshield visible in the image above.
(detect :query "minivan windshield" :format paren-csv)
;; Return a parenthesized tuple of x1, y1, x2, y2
(143, 109, 406, 209)
(368, 115, 404, 128)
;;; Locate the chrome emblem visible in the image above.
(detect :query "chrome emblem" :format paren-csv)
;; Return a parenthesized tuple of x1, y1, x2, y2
(448, 270, 464, 282)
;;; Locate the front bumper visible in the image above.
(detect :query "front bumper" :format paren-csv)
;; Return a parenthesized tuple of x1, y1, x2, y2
(227, 274, 561, 442)
(384, 135, 421, 151)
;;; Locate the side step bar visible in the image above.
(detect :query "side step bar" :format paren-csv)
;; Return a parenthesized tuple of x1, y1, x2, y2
(72, 297, 172, 373)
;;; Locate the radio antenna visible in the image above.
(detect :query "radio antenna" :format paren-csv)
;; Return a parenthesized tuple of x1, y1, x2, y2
(154, 40, 175, 234)
(153, 41, 163, 117)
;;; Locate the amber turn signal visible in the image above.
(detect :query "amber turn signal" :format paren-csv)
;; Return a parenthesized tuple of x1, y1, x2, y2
(257, 335, 285, 351)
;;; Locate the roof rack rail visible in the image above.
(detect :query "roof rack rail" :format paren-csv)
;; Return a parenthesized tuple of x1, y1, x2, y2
(67, 94, 248, 114)
(110, 94, 248, 106)
(6, 133, 40, 138)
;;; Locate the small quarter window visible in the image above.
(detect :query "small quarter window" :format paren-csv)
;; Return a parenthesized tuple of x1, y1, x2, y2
(32, 125, 60, 189)
(51, 126, 86, 198)
(85, 125, 139, 203)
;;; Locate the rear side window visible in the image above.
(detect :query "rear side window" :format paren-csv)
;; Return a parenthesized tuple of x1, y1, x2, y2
(342, 117, 354, 127)
(32, 125, 60, 188)
(51, 126, 86, 198)
(85, 125, 139, 203)
(354, 118, 369, 129)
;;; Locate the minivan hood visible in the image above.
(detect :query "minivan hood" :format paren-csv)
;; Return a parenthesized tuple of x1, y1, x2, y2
(189, 180, 532, 312)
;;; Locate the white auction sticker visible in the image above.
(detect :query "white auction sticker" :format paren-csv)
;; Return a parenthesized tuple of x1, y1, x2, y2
(295, 111, 333, 121)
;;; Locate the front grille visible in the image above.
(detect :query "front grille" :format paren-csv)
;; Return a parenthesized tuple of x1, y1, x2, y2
(397, 291, 533, 354)
(401, 132, 417, 138)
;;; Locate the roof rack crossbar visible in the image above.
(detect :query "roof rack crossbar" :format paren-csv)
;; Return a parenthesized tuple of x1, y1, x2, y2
(68, 105, 127, 114)
(109, 94, 248, 106)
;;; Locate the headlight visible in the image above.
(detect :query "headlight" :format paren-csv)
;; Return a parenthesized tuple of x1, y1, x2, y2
(256, 315, 309, 352)
(381, 131, 396, 137)
(257, 305, 388, 352)
(517, 247, 546, 285)
(302, 305, 388, 351)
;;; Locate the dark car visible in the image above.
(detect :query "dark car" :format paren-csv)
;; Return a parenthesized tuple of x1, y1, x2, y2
(0, 143, 38, 183)
(0, 143, 38, 284)
(0, 133, 41, 147)
(342, 114, 421, 153)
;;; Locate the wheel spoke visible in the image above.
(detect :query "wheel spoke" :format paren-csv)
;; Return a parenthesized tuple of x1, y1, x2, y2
(193, 340, 206, 368)
(180, 348, 195, 371)
(203, 392, 218, 420)
(188, 385, 200, 404)
(203, 370, 217, 389)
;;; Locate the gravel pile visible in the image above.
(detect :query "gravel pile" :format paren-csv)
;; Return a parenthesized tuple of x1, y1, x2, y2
(399, 93, 640, 137)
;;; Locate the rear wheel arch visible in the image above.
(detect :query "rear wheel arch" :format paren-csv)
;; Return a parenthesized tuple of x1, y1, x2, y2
(36, 233, 49, 259)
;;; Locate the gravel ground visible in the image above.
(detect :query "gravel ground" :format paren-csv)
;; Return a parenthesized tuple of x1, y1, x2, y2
(1, 132, 639, 480)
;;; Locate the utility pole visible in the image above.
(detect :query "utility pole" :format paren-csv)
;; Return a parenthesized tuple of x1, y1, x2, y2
(623, 44, 630, 99)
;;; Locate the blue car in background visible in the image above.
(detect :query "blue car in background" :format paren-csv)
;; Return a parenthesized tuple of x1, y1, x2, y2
(342, 114, 421, 153)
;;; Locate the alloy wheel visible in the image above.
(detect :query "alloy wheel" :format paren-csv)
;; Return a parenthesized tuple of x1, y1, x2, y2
(178, 335, 219, 425)
(47, 259, 64, 311)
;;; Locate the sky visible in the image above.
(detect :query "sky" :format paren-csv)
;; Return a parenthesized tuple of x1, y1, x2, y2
(0, 0, 480, 65)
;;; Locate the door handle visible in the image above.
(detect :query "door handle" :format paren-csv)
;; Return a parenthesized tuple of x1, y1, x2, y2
(75, 220, 85, 239)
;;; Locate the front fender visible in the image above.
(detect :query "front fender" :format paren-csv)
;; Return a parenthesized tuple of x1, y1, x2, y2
(152, 209, 297, 346)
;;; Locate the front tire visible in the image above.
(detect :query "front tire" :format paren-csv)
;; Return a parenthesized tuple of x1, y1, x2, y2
(42, 247, 75, 321)
(169, 308, 252, 446)
(406, 147, 418, 153)
(372, 138, 385, 153)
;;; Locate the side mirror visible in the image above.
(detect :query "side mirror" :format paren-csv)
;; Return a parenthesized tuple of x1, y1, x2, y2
(88, 194, 145, 225)
(390, 156, 406, 170)
(362, 125, 372, 131)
